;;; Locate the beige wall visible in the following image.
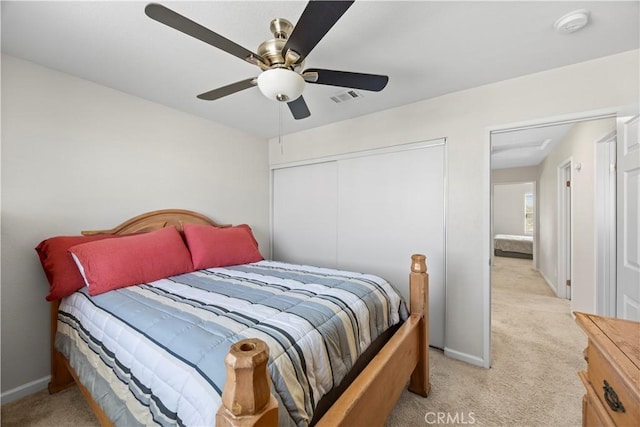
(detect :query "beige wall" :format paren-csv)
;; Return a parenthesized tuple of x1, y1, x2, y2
(492, 166, 541, 268)
(268, 50, 639, 366)
(0, 55, 270, 399)
(493, 182, 534, 236)
(492, 166, 539, 184)
(537, 117, 616, 313)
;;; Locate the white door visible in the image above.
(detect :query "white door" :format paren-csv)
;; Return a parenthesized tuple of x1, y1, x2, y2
(617, 113, 640, 321)
(272, 161, 338, 267)
(595, 132, 617, 317)
(271, 141, 446, 348)
(336, 144, 446, 348)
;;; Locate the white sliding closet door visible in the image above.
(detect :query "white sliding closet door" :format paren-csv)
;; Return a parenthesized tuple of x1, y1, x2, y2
(271, 140, 446, 348)
(272, 161, 338, 267)
(337, 144, 445, 348)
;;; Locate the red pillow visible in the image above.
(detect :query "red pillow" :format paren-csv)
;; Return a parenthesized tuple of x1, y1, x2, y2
(69, 226, 194, 296)
(183, 223, 263, 270)
(36, 234, 117, 301)
(235, 224, 260, 248)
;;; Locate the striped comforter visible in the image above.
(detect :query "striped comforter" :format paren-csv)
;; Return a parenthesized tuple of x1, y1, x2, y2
(56, 260, 407, 427)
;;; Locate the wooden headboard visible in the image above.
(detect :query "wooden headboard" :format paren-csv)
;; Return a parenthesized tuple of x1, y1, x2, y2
(81, 209, 230, 236)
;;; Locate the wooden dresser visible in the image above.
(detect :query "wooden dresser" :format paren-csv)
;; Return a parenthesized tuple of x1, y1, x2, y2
(575, 312, 640, 427)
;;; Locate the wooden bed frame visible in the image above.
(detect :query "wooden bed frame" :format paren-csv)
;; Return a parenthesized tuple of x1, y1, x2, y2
(48, 209, 430, 426)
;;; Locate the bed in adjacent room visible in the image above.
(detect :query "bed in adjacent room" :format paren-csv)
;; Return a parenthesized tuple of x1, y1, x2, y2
(494, 234, 533, 259)
(39, 209, 431, 427)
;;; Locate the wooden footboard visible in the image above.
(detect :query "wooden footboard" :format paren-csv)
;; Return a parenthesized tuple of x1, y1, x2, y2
(217, 254, 431, 426)
(48, 210, 430, 426)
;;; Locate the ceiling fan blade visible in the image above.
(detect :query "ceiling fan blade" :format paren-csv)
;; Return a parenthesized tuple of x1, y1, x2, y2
(197, 78, 257, 101)
(283, 0, 354, 62)
(304, 68, 388, 91)
(287, 96, 311, 120)
(145, 3, 265, 64)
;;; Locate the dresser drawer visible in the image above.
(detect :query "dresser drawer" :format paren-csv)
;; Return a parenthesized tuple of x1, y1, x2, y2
(580, 371, 615, 427)
(587, 344, 639, 426)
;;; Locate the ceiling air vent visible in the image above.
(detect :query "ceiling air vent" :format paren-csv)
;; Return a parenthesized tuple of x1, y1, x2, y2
(330, 89, 363, 104)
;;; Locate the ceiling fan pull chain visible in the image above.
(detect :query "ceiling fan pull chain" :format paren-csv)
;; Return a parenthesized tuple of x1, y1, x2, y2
(279, 103, 284, 155)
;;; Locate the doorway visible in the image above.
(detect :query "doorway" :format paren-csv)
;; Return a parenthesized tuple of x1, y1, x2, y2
(487, 113, 619, 367)
(557, 160, 572, 300)
(491, 181, 536, 265)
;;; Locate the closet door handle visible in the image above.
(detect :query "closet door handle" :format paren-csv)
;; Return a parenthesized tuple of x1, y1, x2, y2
(603, 380, 625, 413)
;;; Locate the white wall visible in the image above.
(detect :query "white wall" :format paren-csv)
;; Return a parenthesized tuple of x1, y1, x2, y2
(0, 55, 270, 400)
(493, 182, 534, 236)
(268, 50, 639, 366)
(537, 117, 616, 313)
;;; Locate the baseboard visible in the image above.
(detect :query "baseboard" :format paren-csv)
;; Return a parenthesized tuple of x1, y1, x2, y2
(0, 376, 50, 405)
(444, 347, 487, 368)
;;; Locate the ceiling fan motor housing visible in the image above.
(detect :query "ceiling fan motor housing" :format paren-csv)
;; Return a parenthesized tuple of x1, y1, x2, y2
(257, 19, 302, 70)
(258, 38, 286, 67)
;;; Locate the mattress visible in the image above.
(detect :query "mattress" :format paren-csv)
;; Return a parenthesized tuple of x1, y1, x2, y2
(494, 234, 533, 255)
(55, 260, 407, 427)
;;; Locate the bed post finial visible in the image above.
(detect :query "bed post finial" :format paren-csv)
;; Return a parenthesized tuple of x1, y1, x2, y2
(408, 253, 430, 397)
(216, 338, 279, 427)
(411, 254, 426, 274)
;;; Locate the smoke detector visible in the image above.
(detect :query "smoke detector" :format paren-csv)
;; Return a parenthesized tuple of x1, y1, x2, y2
(554, 9, 590, 33)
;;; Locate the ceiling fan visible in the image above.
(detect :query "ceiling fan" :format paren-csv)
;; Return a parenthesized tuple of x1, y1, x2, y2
(144, 1, 389, 120)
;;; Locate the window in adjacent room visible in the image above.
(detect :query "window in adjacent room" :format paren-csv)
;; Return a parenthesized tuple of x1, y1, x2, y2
(524, 193, 534, 235)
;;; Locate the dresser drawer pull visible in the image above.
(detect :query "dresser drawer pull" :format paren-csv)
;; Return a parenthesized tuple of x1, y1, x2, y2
(603, 380, 625, 413)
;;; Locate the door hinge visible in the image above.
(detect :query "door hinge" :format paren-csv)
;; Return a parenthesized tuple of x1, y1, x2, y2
(566, 180, 571, 187)
(567, 279, 572, 287)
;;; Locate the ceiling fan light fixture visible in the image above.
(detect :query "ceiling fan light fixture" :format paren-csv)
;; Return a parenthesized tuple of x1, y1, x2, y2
(257, 68, 305, 102)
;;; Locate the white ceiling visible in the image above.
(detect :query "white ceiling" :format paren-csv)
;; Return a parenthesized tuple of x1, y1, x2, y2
(2, 0, 638, 145)
(491, 122, 574, 169)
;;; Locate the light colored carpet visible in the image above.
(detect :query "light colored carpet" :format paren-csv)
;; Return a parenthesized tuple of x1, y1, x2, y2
(387, 256, 587, 426)
(2, 256, 587, 426)
(1, 385, 97, 426)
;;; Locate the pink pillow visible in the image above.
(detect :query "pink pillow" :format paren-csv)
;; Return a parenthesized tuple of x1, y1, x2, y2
(36, 234, 118, 301)
(183, 223, 263, 270)
(69, 226, 194, 296)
